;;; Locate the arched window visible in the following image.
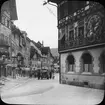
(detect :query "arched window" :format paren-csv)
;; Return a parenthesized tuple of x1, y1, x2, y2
(100, 52, 105, 73)
(66, 55, 75, 72)
(81, 53, 92, 72)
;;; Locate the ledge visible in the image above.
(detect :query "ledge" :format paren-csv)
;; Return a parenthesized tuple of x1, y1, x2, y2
(81, 72, 92, 75)
(67, 71, 75, 74)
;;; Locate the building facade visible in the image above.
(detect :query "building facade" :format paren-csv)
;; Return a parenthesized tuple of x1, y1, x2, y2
(7, 23, 32, 78)
(30, 41, 42, 70)
(25, 36, 31, 68)
(48, 0, 105, 89)
(0, 0, 18, 77)
(41, 47, 54, 70)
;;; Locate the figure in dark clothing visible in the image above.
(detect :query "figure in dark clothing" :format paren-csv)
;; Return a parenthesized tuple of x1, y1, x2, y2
(49, 71, 52, 79)
(37, 70, 41, 80)
(52, 69, 55, 79)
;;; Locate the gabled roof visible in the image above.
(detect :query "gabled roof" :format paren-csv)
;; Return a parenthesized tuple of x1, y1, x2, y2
(30, 40, 42, 56)
(35, 42, 41, 50)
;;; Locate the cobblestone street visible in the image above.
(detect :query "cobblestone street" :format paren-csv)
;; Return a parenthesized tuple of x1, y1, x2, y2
(1, 74, 104, 105)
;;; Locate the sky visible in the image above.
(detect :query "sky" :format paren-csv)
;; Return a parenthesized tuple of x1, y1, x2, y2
(14, 0, 58, 48)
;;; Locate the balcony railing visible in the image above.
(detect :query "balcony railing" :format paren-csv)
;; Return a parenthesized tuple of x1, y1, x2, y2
(58, 36, 105, 52)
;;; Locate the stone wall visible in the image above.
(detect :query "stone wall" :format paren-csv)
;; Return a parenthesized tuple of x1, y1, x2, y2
(60, 46, 105, 89)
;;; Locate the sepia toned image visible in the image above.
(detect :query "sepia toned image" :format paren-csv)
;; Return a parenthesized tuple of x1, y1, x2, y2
(0, 0, 105, 105)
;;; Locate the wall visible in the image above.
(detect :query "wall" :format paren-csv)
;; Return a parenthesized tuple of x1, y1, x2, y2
(60, 46, 105, 89)
(0, 1, 11, 57)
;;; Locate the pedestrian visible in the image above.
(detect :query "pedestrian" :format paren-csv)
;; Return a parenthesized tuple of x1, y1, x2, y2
(37, 69, 40, 80)
(50, 71, 52, 79)
(52, 69, 54, 79)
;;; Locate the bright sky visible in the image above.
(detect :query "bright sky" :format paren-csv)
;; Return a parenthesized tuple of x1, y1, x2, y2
(14, 0, 58, 48)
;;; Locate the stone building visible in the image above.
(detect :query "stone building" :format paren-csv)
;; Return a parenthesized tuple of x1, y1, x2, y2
(10, 24, 31, 77)
(0, 0, 18, 77)
(48, 0, 105, 89)
(30, 40, 42, 70)
(25, 36, 31, 68)
(41, 47, 54, 70)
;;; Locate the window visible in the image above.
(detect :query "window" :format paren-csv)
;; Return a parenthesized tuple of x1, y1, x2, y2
(64, 1, 68, 17)
(22, 38, 26, 46)
(61, 35, 65, 45)
(4, 36, 8, 44)
(100, 52, 105, 73)
(77, 1, 86, 10)
(81, 53, 92, 72)
(78, 26, 84, 39)
(78, 26, 84, 45)
(68, 1, 73, 15)
(69, 30, 74, 41)
(66, 55, 75, 72)
(1, 14, 11, 29)
(0, 34, 4, 43)
(68, 1, 78, 15)
(60, 4, 64, 19)
(58, 1, 68, 19)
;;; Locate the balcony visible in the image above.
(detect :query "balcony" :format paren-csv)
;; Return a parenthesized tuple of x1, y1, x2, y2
(0, 38, 10, 48)
(58, 36, 105, 52)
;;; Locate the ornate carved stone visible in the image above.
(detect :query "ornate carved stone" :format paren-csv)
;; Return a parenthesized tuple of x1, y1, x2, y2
(86, 12, 104, 43)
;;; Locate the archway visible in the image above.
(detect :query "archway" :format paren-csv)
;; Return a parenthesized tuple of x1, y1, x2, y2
(100, 52, 105, 73)
(66, 55, 75, 72)
(81, 53, 92, 72)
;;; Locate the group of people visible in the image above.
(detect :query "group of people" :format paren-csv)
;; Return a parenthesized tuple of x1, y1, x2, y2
(30, 69, 55, 80)
(9, 66, 55, 80)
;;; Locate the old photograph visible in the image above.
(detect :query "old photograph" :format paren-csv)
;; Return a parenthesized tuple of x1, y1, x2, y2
(0, 0, 105, 105)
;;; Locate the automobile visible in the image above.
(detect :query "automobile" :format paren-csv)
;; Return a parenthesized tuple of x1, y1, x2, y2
(40, 69, 50, 79)
(35, 69, 41, 78)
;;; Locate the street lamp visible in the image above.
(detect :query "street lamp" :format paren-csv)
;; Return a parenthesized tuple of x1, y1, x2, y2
(43, 1, 57, 7)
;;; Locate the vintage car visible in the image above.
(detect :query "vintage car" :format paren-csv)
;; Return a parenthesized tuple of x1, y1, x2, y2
(40, 69, 50, 79)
